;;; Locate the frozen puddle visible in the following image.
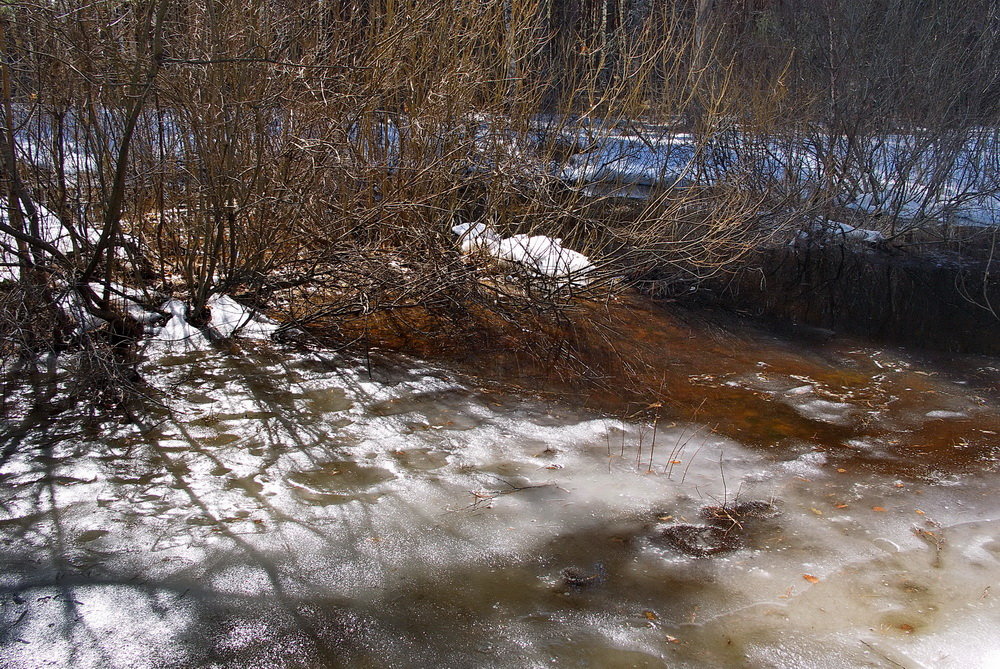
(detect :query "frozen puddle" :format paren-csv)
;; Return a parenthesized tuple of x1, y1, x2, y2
(0, 345, 998, 667)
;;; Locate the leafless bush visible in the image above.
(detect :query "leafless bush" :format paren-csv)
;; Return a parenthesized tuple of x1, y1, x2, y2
(1, 0, 997, 394)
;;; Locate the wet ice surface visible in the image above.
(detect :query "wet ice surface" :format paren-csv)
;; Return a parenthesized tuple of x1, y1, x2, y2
(1, 337, 999, 668)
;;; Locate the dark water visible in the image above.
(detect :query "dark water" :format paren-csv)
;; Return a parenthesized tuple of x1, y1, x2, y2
(1, 299, 999, 668)
(705, 242, 1000, 355)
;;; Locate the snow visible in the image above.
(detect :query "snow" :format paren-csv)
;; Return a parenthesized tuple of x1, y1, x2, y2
(151, 299, 211, 351)
(451, 222, 594, 285)
(23, 281, 164, 338)
(54, 288, 105, 334)
(205, 294, 279, 340)
(545, 120, 1000, 228)
(149, 295, 278, 351)
(7, 106, 1000, 237)
(0, 197, 98, 281)
(829, 221, 885, 243)
(495, 234, 593, 282)
(794, 218, 886, 246)
(452, 221, 501, 254)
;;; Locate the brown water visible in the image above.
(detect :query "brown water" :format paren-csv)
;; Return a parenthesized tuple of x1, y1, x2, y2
(1, 298, 998, 668)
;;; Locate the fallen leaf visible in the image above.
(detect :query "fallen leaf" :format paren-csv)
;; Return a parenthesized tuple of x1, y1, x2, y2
(836, 468, 847, 473)
(914, 509, 925, 515)
(643, 610, 658, 621)
(872, 506, 886, 512)
(810, 507, 824, 516)
(898, 623, 915, 633)
(670, 460, 682, 464)
(665, 635, 681, 644)
(835, 504, 848, 509)
(658, 515, 673, 522)
(802, 574, 820, 583)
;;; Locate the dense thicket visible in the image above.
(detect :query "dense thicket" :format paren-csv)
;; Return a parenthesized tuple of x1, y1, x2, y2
(1, 0, 998, 393)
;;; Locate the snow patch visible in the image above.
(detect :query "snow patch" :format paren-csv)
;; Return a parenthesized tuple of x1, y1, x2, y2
(793, 218, 885, 247)
(451, 222, 593, 285)
(0, 198, 99, 282)
(151, 299, 211, 351)
(926, 410, 967, 419)
(205, 294, 279, 340)
(149, 295, 277, 351)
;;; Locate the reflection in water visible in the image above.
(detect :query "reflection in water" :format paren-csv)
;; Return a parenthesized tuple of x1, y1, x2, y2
(0, 305, 999, 668)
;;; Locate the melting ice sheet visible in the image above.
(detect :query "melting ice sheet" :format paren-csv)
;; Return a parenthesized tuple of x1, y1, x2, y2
(0, 346, 998, 668)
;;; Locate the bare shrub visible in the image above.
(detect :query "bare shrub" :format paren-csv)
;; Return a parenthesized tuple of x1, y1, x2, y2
(1, 0, 997, 405)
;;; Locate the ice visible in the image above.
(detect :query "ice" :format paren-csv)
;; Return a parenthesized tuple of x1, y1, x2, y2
(926, 410, 967, 419)
(1, 344, 999, 667)
(781, 450, 828, 476)
(790, 398, 857, 425)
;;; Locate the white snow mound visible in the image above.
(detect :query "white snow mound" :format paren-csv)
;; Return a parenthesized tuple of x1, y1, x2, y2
(151, 295, 277, 351)
(152, 299, 211, 350)
(452, 222, 593, 285)
(205, 294, 279, 340)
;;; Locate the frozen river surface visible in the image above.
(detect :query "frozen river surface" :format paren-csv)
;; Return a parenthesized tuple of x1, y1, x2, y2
(1, 304, 999, 668)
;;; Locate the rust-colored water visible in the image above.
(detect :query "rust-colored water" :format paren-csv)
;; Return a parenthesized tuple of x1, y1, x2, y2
(354, 292, 1000, 480)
